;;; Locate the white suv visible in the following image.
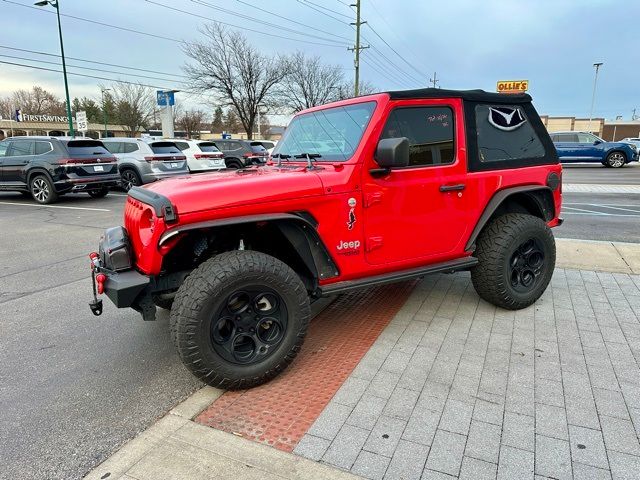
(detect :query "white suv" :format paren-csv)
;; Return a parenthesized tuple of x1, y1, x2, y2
(101, 138, 188, 191)
(170, 139, 226, 172)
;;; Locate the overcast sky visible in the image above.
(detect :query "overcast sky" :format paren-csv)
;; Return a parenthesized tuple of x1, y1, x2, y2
(1, 0, 638, 123)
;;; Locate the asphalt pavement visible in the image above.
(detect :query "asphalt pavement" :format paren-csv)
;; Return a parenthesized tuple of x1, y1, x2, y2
(0, 192, 202, 479)
(0, 162, 638, 479)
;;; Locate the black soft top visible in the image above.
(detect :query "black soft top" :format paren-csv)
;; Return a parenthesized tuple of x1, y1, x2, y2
(387, 88, 531, 104)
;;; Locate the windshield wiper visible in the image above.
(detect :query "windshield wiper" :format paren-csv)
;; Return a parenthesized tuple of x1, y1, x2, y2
(294, 152, 322, 169)
(272, 153, 291, 167)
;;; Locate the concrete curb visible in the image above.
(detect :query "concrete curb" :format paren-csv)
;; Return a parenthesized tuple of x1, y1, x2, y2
(84, 386, 361, 480)
(556, 238, 640, 274)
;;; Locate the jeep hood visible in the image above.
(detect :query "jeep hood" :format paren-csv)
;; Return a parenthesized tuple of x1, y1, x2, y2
(143, 166, 323, 214)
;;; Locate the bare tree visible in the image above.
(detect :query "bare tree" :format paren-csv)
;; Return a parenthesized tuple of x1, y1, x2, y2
(10, 86, 65, 115)
(277, 52, 344, 113)
(110, 81, 155, 135)
(335, 81, 377, 101)
(182, 23, 284, 139)
(177, 109, 206, 138)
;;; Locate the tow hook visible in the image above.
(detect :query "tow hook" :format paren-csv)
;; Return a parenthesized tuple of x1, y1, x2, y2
(89, 252, 103, 316)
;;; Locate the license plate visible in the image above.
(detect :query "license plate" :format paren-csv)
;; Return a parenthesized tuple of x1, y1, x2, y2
(94, 165, 104, 172)
(170, 162, 179, 168)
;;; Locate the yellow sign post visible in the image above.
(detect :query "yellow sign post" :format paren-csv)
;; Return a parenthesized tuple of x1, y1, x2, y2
(496, 80, 529, 94)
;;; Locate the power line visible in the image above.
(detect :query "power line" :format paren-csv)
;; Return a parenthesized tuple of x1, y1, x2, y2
(144, 0, 350, 48)
(0, 54, 189, 84)
(300, 0, 352, 19)
(295, 0, 350, 24)
(365, 23, 428, 82)
(0, 60, 175, 90)
(234, 0, 352, 42)
(0, 45, 188, 80)
(361, 53, 412, 89)
(2, 0, 182, 43)
(191, 0, 349, 45)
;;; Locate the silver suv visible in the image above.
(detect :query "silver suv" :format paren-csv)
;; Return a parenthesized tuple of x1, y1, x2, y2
(101, 138, 188, 190)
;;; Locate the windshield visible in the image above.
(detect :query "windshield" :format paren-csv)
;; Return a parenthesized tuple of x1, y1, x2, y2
(273, 101, 376, 161)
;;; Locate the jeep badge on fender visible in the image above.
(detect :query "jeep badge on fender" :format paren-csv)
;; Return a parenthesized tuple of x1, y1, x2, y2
(88, 88, 562, 390)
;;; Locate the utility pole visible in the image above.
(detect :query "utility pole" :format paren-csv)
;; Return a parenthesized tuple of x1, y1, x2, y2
(101, 87, 110, 139)
(588, 62, 603, 133)
(348, 0, 369, 97)
(430, 72, 439, 88)
(632, 108, 638, 121)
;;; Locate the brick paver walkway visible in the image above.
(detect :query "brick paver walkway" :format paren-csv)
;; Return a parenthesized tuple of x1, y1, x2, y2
(295, 269, 640, 480)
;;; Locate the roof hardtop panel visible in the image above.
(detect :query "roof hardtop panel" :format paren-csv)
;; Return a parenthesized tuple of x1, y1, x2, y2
(387, 88, 532, 104)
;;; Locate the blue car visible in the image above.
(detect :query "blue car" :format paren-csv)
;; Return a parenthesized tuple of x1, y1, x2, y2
(551, 131, 638, 168)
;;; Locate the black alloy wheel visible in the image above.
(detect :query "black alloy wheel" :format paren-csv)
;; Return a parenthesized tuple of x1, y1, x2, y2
(509, 238, 545, 293)
(120, 169, 140, 191)
(211, 288, 287, 364)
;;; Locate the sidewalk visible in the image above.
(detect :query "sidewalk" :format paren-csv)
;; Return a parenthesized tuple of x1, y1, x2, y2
(85, 240, 640, 480)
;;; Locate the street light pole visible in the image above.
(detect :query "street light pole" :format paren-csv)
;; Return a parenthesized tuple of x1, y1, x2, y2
(101, 88, 110, 138)
(588, 62, 603, 133)
(35, 0, 74, 137)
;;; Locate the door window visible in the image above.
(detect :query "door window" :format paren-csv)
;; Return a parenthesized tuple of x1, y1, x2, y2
(0, 140, 8, 156)
(577, 133, 598, 143)
(380, 106, 455, 167)
(557, 133, 578, 142)
(123, 142, 139, 153)
(7, 141, 34, 156)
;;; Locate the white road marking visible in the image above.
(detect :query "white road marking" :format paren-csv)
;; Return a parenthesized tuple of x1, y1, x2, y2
(562, 212, 640, 217)
(564, 203, 640, 208)
(109, 193, 128, 197)
(0, 201, 110, 212)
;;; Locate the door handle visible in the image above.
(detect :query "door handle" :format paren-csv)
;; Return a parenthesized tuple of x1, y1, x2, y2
(439, 183, 465, 192)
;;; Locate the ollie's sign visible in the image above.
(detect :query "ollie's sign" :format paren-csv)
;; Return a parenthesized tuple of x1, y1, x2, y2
(496, 80, 529, 94)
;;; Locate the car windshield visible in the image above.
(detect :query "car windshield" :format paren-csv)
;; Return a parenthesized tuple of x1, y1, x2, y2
(198, 142, 221, 152)
(272, 101, 376, 161)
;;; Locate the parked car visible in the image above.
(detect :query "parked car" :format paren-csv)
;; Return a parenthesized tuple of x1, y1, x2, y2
(0, 136, 119, 204)
(101, 138, 188, 190)
(168, 139, 225, 172)
(551, 131, 638, 167)
(88, 88, 563, 390)
(214, 139, 269, 169)
(253, 139, 277, 155)
(621, 137, 640, 151)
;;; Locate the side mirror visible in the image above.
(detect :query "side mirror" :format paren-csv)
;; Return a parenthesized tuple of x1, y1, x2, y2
(593, 140, 602, 145)
(372, 137, 409, 176)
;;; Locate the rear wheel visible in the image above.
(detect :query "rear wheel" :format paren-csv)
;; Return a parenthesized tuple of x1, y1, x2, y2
(225, 159, 242, 169)
(30, 175, 58, 204)
(170, 250, 310, 389)
(120, 168, 141, 191)
(88, 187, 109, 198)
(471, 213, 555, 310)
(606, 151, 626, 168)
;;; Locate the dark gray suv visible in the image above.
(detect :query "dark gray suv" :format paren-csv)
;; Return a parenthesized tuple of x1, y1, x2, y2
(0, 136, 119, 204)
(214, 139, 269, 169)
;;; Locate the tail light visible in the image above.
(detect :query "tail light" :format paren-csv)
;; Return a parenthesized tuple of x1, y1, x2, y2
(194, 153, 223, 159)
(242, 153, 253, 158)
(56, 157, 116, 165)
(144, 155, 187, 162)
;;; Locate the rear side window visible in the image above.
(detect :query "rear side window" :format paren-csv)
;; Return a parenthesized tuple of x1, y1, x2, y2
(475, 105, 545, 162)
(65, 140, 111, 156)
(380, 106, 455, 167)
(35, 141, 52, 155)
(197, 142, 220, 152)
(124, 142, 139, 153)
(7, 141, 34, 156)
(150, 142, 181, 154)
(557, 133, 578, 142)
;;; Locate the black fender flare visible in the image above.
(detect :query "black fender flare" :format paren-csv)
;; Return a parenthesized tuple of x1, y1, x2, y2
(465, 185, 554, 252)
(158, 212, 339, 285)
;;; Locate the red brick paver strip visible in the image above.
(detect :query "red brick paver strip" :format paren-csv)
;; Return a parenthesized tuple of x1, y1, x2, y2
(196, 282, 416, 452)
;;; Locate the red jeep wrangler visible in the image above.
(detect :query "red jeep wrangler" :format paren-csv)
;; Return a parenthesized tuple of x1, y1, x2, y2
(89, 88, 562, 389)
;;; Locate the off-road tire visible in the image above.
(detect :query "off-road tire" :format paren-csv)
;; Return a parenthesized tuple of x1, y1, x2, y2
(170, 250, 311, 389)
(88, 187, 109, 198)
(471, 213, 555, 310)
(30, 174, 59, 204)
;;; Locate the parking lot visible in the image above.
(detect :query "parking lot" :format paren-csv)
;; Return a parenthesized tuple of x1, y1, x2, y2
(1, 163, 639, 479)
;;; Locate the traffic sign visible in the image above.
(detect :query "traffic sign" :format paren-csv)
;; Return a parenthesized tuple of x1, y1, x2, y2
(76, 111, 88, 132)
(157, 91, 175, 106)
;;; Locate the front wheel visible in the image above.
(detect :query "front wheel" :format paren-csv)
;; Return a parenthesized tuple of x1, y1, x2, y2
(471, 213, 555, 310)
(170, 250, 311, 390)
(606, 151, 626, 168)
